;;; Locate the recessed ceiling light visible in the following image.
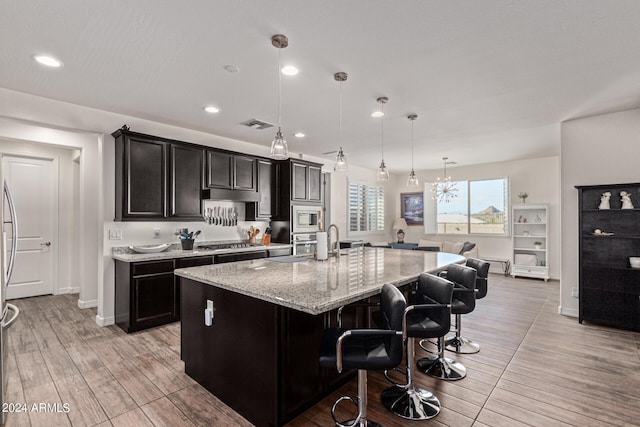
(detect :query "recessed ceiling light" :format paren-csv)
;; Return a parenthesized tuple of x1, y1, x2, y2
(294, 132, 305, 138)
(281, 65, 299, 76)
(371, 111, 384, 118)
(223, 64, 239, 73)
(33, 55, 63, 68)
(204, 106, 220, 114)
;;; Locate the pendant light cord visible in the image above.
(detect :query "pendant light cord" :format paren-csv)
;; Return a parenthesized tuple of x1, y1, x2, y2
(339, 81, 343, 145)
(277, 47, 282, 130)
(411, 119, 415, 170)
(380, 101, 385, 161)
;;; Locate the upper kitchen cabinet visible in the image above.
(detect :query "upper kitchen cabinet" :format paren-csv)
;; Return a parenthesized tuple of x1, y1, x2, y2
(113, 126, 203, 221)
(206, 150, 256, 191)
(277, 159, 323, 203)
(246, 159, 273, 221)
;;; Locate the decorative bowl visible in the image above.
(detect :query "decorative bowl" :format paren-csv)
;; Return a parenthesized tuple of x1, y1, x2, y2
(129, 243, 171, 254)
(629, 257, 640, 268)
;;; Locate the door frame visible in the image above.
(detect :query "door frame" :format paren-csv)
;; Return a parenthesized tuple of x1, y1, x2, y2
(1, 153, 60, 297)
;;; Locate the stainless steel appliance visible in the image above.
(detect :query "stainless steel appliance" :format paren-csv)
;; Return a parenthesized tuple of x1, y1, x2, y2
(1, 179, 19, 425)
(292, 233, 317, 256)
(292, 206, 321, 234)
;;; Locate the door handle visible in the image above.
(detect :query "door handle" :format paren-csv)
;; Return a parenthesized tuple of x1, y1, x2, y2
(40, 242, 51, 247)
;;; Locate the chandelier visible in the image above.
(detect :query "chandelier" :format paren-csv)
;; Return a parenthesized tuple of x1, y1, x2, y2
(431, 157, 458, 203)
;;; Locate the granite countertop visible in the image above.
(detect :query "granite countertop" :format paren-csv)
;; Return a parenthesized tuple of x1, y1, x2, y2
(174, 247, 465, 315)
(112, 241, 292, 262)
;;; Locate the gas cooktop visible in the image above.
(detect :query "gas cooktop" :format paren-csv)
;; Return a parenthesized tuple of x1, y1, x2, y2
(198, 242, 265, 250)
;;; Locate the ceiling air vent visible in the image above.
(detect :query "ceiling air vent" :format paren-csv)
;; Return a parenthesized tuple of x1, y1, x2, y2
(241, 118, 275, 130)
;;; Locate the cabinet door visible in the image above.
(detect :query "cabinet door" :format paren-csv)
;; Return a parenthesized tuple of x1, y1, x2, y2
(233, 155, 256, 190)
(133, 272, 177, 329)
(170, 144, 203, 219)
(125, 136, 167, 218)
(257, 160, 273, 218)
(206, 150, 233, 188)
(308, 165, 322, 201)
(292, 163, 308, 201)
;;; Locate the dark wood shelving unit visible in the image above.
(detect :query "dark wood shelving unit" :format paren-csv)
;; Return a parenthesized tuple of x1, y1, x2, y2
(576, 183, 640, 331)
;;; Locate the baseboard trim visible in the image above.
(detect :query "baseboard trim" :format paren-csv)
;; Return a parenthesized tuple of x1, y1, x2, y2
(77, 298, 97, 309)
(559, 306, 578, 317)
(58, 286, 80, 294)
(96, 314, 115, 327)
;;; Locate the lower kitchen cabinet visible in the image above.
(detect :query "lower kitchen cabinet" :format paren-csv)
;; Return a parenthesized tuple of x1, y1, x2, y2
(115, 256, 213, 332)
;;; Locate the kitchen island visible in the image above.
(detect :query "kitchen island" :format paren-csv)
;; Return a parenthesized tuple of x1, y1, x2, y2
(175, 247, 464, 427)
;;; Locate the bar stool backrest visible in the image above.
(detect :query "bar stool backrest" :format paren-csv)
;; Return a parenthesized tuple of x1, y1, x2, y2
(446, 264, 478, 313)
(466, 258, 490, 299)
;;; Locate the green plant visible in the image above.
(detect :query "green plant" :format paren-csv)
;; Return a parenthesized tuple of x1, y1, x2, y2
(518, 192, 529, 202)
(534, 241, 542, 246)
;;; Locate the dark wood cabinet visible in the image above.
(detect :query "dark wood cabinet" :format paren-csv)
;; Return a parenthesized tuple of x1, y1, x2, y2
(115, 256, 214, 333)
(273, 159, 324, 222)
(115, 133, 167, 220)
(308, 165, 322, 202)
(576, 183, 640, 331)
(206, 150, 256, 191)
(292, 162, 308, 201)
(246, 159, 273, 221)
(170, 144, 204, 218)
(114, 127, 203, 221)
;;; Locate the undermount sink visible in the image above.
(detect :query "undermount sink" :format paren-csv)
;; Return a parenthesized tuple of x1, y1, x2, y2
(128, 243, 172, 254)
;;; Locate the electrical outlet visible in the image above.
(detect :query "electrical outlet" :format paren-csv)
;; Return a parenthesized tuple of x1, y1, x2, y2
(571, 287, 579, 298)
(109, 229, 122, 240)
(153, 228, 161, 238)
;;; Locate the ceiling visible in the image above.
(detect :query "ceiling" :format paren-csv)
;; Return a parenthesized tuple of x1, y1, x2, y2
(2, 1, 640, 172)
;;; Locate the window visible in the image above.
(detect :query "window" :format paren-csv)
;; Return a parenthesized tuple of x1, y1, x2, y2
(348, 182, 385, 233)
(425, 178, 508, 235)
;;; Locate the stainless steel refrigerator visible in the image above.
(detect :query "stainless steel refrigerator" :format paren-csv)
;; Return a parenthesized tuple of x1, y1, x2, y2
(1, 178, 20, 425)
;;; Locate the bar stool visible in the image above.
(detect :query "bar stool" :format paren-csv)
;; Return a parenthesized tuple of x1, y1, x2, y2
(417, 264, 476, 380)
(380, 273, 453, 420)
(319, 283, 405, 427)
(445, 261, 487, 354)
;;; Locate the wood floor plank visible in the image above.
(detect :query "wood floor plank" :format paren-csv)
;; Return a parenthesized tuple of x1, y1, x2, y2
(110, 408, 154, 427)
(16, 351, 52, 390)
(41, 349, 81, 381)
(130, 353, 189, 395)
(105, 360, 164, 406)
(139, 396, 196, 427)
(167, 384, 253, 427)
(23, 381, 71, 427)
(66, 344, 105, 373)
(3, 390, 30, 427)
(82, 367, 138, 418)
(55, 374, 108, 427)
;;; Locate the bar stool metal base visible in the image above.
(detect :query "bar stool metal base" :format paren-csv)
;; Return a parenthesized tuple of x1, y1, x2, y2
(445, 335, 480, 354)
(381, 385, 440, 420)
(416, 355, 467, 381)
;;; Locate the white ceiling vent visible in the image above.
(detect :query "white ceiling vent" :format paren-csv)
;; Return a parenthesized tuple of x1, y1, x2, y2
(241, 118, 275, 130)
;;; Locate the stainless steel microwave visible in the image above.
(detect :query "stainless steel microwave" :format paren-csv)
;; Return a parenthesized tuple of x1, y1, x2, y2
(292, 206, 321, 233)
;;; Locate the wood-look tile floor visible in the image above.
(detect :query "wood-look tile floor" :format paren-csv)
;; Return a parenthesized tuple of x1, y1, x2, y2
(5, 274, 640, 427)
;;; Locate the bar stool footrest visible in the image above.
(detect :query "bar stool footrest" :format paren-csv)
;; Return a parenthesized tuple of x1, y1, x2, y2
(416, 355, 467, 381)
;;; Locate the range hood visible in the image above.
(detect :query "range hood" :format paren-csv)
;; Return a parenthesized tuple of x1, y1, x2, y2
(201, 188, 260, 202)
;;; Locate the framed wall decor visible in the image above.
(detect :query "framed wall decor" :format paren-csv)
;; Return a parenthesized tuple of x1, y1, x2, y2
(401, 192, 424, 225)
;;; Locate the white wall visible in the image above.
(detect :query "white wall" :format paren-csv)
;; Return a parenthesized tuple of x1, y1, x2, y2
(560, 108, 640, 317)
(388, 156, 561, 279)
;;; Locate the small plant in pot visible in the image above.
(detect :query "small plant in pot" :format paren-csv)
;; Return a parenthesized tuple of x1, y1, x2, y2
(518, 192, 529, 203)
(534, 241, 543, 249)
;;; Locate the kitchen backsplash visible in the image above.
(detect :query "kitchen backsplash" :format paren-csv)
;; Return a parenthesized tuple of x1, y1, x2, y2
(104, 201, 268, 251)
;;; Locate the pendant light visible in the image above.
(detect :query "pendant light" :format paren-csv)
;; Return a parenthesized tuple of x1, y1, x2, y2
(270, 34, 289, 160)
(431, 156, 458, 203)
(406, 114, 419, 188)
(334, 72, 348, 172)
(376, 96, 389, 182)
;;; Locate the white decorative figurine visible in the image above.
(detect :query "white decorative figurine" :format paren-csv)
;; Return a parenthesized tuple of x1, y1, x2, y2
(620, 191, 634, 209)
(598, 192, 611, 210)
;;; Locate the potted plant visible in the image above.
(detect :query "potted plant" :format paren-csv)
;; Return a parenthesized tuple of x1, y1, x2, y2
(534, 241, 543, 249)
(518, 192, 529, 203)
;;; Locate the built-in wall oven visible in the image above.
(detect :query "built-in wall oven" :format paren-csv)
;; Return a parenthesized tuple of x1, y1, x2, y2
(292, 233, 317, 256)
(291, 206, 321, 256)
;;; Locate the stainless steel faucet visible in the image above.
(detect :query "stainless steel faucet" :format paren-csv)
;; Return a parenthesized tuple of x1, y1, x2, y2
(327, 224, 340, 258)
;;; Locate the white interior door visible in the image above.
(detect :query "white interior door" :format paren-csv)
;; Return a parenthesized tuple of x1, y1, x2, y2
(2, 155, 56, 299)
